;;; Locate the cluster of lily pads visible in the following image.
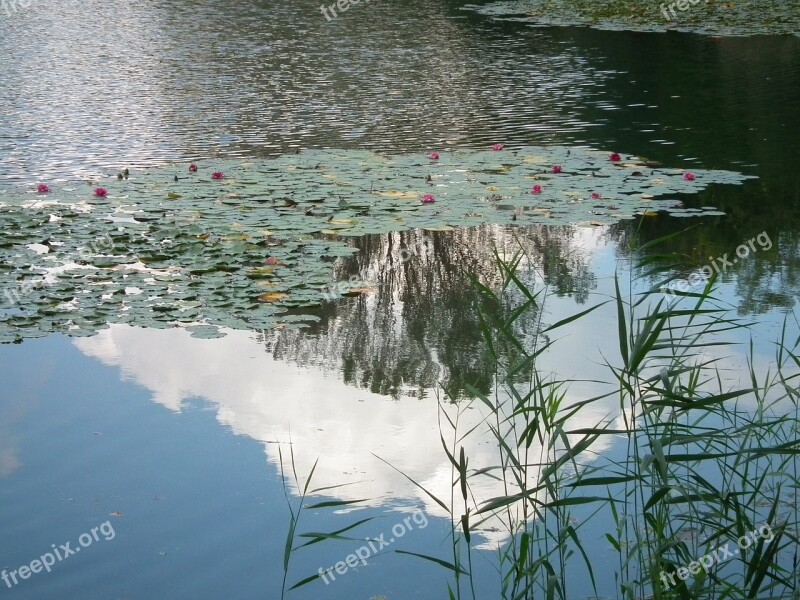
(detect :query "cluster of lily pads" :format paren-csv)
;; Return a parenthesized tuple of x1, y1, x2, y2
(0, 146, 753, 342)
(462, 0, 800, 37)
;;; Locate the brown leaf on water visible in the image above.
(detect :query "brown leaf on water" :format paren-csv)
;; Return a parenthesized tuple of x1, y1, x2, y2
(378, 190, 418, 199)
(259, 292, 288, 303)
(342, 286, 379, 297)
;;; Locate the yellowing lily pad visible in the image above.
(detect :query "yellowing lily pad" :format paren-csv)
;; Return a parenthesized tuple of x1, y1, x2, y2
(378, 191, 418, 198)
(258, 292, 288, 302)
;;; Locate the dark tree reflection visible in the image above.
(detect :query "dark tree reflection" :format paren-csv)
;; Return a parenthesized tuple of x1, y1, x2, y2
(260, 224, 596, 398)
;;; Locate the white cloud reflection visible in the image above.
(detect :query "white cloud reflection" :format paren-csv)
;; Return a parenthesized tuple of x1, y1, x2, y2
(71, 226, 788, 547)
(74, 322, 618, 547)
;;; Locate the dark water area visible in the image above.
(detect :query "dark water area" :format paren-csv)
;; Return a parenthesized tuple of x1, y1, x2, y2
(1, 1, 799, 598)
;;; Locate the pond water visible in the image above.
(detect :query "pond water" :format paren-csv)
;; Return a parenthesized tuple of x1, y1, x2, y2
(1, 1, 799, 599)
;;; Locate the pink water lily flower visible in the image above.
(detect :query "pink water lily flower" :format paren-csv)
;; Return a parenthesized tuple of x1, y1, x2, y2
(530, 185, 543, 194)
(492, 143, 504, 151)
(684, 172, 696, 181)
(212, 172, 224, 180)
(552, 165, 562, 174)
(37, 184, 50, 193)
(94, 187, 108, 198)
(591, 192, 601, 199)
(189, 163, 198, 172)
(429, 152, 440, 160)
(422, 193, 436, 203)
(610, 152, 622, 162)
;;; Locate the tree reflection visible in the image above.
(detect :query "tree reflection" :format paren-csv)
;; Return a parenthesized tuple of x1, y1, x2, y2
(613, 183, 800, 315)
(261, 224, 596, 398)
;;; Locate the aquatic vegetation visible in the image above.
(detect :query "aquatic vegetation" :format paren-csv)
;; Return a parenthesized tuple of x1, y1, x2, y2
(530, 185, 543, 194)
(211, 171, 225, 180)
(93, 187, 108, 198)
(429, 152, 440, 160)
(492, 143, 505, 151)
(390, 241, 799, 600)
(276, 446, 372, 599)
(422, 193, 436, 204)
(684, 171, 697, 181)
(36, 184, 50, 193)
(0, 147, 753, 342)
(461, 0, 800, 37)
(189, 163, 198, 173)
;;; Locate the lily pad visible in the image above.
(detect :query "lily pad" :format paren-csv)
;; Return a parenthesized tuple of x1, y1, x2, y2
(0, 147, 754, 341)
(461, 0, 800, 37)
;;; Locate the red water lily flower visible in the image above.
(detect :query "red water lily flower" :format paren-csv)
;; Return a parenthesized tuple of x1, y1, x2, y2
(552, 165, 562, 174)
(189, 163, 198, 172)
(422, 193, 436, 203)
(429, 152, 440, 160)
(212, 172, 224, 180)
(94, 187, 108, 198)
(37, 184, 50, 193)
(591, 192, 601, 199)
(610, 152, 622, 162)
(530, 185, 543, 194)
(684, 172, 696, 181)
(491, 143, 504, 151)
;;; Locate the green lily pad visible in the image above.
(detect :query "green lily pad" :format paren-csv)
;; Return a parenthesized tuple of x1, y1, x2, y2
(0, 147, 754, 341)
(461, 0, 800, 37)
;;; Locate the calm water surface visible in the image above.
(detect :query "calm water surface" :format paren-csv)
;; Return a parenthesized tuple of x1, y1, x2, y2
(1, 0, 799, 598)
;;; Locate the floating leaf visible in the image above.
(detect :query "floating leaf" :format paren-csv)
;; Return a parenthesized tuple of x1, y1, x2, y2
(246, 268, 276, 279)
(259, 292, 289, 303)
(342, 286, 379, 296)
(0, 146, 753, 341)
(461, 0, 800, 37)
(378, 191, 418, 199)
